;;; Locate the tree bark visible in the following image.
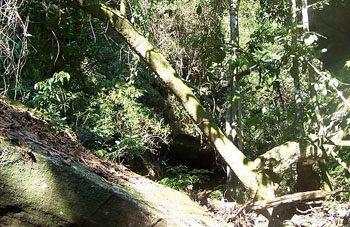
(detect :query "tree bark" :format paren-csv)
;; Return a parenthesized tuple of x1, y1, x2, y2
(291, 0, 305, 139)
(251, 139, 339, 183)
(247, 190, 332, 210)
(302, 0, 324, 136)
(301, 0, 331, 191)
(0, 138, 227, 226)
(225, 0, 243, 200)
(69, 0, 275, 200)
(120, 0, 126, 16)
(290, 0, 319, 192)
(226, 0, 243, 151)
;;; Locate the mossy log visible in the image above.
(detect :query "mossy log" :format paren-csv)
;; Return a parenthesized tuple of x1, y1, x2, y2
(252, 138, 347, 185)
(0, 141, 227, 227)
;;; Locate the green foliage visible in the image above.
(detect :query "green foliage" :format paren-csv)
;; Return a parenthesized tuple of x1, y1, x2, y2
(14, 1, 171, 162)
(76, 78, 171, 160)
(345, 60, 350, 69)
(330, 168, 350, 199)
(329, 148, 350, 198)
(32, 71, 73, 129)
(209, 190, 223, 200)
(129, 0, 226, 81)
(165, 94, 200, 136)
(159, 165, 211, 191)
(233, 0, 342, 156)
(0, 0, 30, 98)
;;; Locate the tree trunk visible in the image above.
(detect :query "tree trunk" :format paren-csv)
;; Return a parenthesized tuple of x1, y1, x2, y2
(291, 0, 305, 139)
(290, 0, 319, 192)
(70, 0, 275, 200)
(225, 0, 243, 200)
(226, 0, 243, 151)
(120, 0, 126, 16)
(302, 0, 324, 135)
(0, 139, 227, 226)
(301, 0, 332, 191)
(0, 98, 227, 226)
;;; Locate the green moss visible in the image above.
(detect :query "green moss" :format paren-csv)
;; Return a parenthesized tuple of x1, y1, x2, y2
(0, 136, 226, 226)
(0, 96, 29, 110)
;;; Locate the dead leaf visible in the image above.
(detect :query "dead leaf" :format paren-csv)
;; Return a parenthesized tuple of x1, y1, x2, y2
(60, 157, 71, 166)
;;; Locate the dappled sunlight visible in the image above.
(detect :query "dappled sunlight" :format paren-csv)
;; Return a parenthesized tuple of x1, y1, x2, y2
(2, 0, 350, 225)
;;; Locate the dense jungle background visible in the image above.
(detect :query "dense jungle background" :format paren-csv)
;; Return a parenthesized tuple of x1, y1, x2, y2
(1, 0, 350, 226)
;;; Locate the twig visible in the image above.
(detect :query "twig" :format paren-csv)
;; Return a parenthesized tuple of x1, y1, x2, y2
(230, 204, 248, 220)
(327, 146, 350, 173)
(27, 137, 60, 153)
(150, 218, 163, 227)
(89, 14, 96, 43)
(51, 30, 60, 65)
(309, 63, 350, 108)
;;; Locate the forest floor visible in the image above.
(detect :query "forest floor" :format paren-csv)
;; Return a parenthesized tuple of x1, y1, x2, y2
(226, 200, 350, 226)
(0, 98, 349, 226)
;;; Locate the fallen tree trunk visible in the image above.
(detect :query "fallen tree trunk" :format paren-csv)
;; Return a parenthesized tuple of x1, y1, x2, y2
(0, 98, 228, 226)
(252, 136, 348, 184)
(251, 141, 324, 181)
(247, 190, 332, 210)
(0, 140, 227, 227)
(69, 0, 275, 200)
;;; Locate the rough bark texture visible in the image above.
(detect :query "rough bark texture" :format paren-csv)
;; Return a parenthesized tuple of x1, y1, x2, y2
(225, 0, 242, 200)
(0, 140, 227, 227)
(252, 141, 329, 183)
(120, 0, 126, 16)
(247, 190, 332, 210)
(69, 0, 275, 200)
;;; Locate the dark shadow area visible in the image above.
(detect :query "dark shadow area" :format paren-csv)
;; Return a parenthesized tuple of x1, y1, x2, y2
(310, 2, 350, 75)
(166, 134, 215, 170)
(0, 206, 23, 216)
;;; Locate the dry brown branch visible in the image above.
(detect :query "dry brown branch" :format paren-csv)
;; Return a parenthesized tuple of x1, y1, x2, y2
(0, 0, 29, 98)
